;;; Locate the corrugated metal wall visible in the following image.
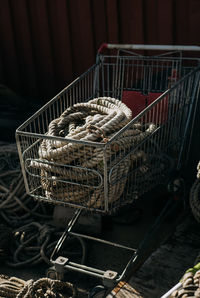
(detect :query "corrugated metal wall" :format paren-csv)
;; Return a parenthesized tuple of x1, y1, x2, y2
(0, 0, 200, 102)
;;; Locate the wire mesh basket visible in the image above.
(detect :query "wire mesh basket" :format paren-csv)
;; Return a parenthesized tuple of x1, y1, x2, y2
(16, 45, 200, 214)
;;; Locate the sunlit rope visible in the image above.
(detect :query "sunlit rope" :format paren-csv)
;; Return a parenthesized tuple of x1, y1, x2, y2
(30, 97, 156, 209)
(189, 161, 200, 223)
(0, 275, 76, 298)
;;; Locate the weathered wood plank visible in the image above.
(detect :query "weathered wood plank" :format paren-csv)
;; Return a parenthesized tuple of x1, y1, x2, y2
(107, 281, 142, 298)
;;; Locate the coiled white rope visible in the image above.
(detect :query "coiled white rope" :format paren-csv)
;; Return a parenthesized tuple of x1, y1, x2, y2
(0, 275, 75, 298)
(171, 269, 200, 297)
(197, 162, 200, 179)
(30, 97, 156, 209)
(190, 161, 200, 223)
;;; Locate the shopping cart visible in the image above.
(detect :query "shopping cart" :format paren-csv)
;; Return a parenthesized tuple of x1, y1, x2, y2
(16, 44, 200, 294)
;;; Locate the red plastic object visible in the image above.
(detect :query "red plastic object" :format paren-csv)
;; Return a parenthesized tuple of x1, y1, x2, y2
(98, 43, 108, 54)
(122, 91, 168, 124)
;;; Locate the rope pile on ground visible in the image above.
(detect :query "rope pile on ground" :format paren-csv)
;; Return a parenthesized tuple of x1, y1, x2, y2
(189, 161, 200, 223)
(0, 143, 55, 267)
(0, 275, 76, 297)
(0, 143, 85, 268)
(7, 222, 56, 267)
(0, 143, 19, 172)
(171, 268, 200, 297)
(0, 224, 12, 263)
(6, 221, 85, 268)
(30, 97, 156, 208)
(0, 143, 53, 226)
(197, 162, 200, 179)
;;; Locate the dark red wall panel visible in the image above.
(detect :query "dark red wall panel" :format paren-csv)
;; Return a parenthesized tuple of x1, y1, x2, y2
(188, 0, 200, 44)
(48, 0, 73, 93)
(0, 0, 200, 101)
(91, 1, 108, 49)
(68, 0, 95, 76)
(118, 0, 144, 44)
(106, 0, 119, 43)
(27, 0, 56, 99)
(157, 0, 173, 44)
(0, 1, 21, 91)
(174, 0, 190, 44)
(9, 0, 38, 96)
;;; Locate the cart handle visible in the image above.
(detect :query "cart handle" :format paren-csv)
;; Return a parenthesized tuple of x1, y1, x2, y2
(98, 43, 200, 53)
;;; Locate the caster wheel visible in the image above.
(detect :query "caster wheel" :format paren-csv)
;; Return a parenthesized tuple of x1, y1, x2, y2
(46, 266, 64, 280)
(167, 177, 185, 196)
(46, 266, 57, 279)
(88, 285, 107, 298)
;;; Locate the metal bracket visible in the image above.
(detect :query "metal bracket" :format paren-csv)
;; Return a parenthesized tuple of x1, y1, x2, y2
(103, 270, 118, 287)
(54, 256, 69, 274)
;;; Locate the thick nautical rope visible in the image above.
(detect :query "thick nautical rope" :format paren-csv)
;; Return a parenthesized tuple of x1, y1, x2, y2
(189, 161, 200, 223)
(16, 278, 75, 298)
(0, 275, 75, 298)
(190, 180, 200, 223)
(197, 161, 200, 180)
(30, 97, 156, 208)
(0, 276, 26, 298)
(0, 143, 52, 226)
(171, 269, 200, 297)
(38, 97, 133, 161)
(7, 222, 55, 267)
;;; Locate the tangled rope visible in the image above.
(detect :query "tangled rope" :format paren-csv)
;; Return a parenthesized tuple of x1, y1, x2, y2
(7, 222, 56, 267)
(0, 275, 76, 297)
(30, 97, 156, 209)
(189, 161, 200, 223)
(0, 143, 53, 226)
(0, 224, 12, 263)
(6, 222, 85, 268)
(197, 162, 200, 179)
(171, 268, 200, 297)
(0, 143, 86, 269)
(0, 143, 19, 172)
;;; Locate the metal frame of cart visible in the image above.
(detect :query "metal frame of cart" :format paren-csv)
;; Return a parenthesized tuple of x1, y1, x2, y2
(16, 44, 200, 291)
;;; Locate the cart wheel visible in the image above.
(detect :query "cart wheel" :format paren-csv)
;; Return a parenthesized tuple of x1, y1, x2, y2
(46, 266, 64, 280)
(88, 285, 107, 298)
(167, 177, 185, 196)
(46, 266, 57, 279)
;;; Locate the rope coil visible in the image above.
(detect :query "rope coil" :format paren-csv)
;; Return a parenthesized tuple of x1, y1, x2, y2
(30, 97, 156, 209)
(6, 222, 85, 268)
(0, 275, 76, 298)
(190, 161, 200, 223)
(171, 269, 200, 297)
(0, 143, 53, 226)
(197, 162, 200, 180)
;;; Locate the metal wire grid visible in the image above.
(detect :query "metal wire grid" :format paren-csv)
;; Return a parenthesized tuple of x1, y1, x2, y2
(97, 55, 199, 99)
(16, 55, 200, 214)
